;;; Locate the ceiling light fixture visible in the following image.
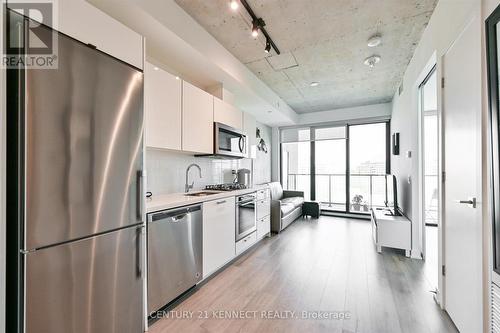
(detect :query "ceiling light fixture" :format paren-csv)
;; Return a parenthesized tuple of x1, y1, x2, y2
(264, 39, 271, 53)
(367, 34, 382, 47)
(364, 55, 381, 68)
(310, 82, 320, 87)
(153, 66, 159, 71)
(239, 0, 280, 54)
(229, 0, 239, 11)
(251, 20, 259, 38)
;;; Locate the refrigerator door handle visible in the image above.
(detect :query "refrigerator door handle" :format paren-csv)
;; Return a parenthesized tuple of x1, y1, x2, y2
(136, 170, 143, 222)
(137, 226, 144, 278)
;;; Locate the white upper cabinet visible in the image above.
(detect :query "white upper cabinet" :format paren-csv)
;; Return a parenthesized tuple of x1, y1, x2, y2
(59, 0, 143, 69)
(214, 98, 243, 130)
(144, 62, 182, 150)
(182, 81, 214, 154)
(9, 0, 144, 69)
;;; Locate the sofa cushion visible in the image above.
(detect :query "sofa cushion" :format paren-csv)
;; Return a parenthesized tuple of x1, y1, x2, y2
(281, 196, 304, 208)
(280, 196, 304, 216)
(268, 182, 283, 200)
(281, 203, 296, 216)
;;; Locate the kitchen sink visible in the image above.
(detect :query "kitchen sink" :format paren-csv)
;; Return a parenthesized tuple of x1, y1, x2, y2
(184, 191, 219, 197)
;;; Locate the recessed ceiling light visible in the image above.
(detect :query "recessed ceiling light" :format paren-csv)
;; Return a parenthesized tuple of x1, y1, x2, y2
(364, 55, 381, 68)
(153, 67, 159, 71)
(175, 76, 180, 80)
(367, 34, 382, 47)
(310, 82, 320, 87)
(229, 0, 239, 11)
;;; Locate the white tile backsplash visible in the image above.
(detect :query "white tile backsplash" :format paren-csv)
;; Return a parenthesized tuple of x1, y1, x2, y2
(146, 122, 272, 195)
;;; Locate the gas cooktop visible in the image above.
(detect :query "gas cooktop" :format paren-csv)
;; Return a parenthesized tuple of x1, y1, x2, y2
(205, 183, 248, 191)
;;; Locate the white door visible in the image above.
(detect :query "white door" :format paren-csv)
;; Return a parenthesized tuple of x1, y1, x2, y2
(442, 14, 482, 333)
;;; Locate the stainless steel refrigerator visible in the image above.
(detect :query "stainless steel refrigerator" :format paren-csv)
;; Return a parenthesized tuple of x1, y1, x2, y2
(6, 10, 145, 333)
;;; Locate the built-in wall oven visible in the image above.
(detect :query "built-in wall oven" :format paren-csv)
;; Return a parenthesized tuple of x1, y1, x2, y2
(236, 193, 257, 241)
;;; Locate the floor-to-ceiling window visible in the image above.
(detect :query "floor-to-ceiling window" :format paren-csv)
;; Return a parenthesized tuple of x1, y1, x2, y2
(349, 123, 389, 214)
(280, 122, 389, 214)
(281, 128, 311, 201)
(314, 127, 346, 212)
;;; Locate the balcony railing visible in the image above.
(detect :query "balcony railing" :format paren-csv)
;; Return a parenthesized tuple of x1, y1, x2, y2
(285, 173, 388, 213)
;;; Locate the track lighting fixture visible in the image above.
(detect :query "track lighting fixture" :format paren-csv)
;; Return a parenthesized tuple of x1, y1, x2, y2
(238, 0, 280, 54)
(264, 39, 271, 53)
(229, 0, 239, 11)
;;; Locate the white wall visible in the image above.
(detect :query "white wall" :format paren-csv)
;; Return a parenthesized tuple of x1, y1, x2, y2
(391, 0, 481, 257)
(298, 102, 392, 126)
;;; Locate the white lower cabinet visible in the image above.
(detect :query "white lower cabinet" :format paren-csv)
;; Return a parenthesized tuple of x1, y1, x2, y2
(202, 197, 236, 278)
(256, 188, 271, 239)
(257, 216, 271, 239)
(235, 232, 257, 255)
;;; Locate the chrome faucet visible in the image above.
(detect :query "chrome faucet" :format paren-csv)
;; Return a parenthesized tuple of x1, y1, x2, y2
(185, 163, 202, 193)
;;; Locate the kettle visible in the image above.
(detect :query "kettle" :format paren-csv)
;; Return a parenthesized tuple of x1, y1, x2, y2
(237, 168, 251, 187)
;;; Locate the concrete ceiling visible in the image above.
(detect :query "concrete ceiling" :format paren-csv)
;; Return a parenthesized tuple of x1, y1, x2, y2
(174, 0, 437, 113)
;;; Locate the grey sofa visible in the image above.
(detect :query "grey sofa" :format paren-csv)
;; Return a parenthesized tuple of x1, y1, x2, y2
(268, 182, 304, 233)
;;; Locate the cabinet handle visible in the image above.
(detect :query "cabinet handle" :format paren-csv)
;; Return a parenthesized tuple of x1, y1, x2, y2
(216, 200, 226, 205)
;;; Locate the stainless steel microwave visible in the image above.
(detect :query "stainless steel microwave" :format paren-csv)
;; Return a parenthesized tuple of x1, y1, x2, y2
(206, 122, 247, 159)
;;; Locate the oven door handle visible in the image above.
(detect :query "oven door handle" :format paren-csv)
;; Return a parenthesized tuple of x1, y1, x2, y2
(238, 200, 255, 206)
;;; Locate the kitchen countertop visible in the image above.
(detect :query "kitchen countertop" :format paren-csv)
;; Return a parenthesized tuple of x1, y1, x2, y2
(146, 185, 269, 213)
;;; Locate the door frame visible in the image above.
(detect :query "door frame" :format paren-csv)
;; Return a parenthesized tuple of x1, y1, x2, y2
(417, 52, 445, 308)
(441, 13, 483, 330)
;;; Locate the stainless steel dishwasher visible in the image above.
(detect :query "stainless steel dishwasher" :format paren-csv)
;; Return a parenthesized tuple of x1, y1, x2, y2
(147, 204, 202, 314)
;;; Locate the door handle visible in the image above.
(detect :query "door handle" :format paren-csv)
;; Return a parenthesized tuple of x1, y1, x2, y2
(136, 170, 144, 221)
(216, 200, 226, 205)
(136, 226, 144, 278)
(238, 137, 244, 153)
(455, 197, 476, 208)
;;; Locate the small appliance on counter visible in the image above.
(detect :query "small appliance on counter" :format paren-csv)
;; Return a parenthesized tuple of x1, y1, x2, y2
(237, 168, 251, 187)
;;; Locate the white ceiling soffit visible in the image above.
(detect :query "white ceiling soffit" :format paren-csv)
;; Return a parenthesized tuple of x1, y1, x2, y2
(87, 0, 299, 126)
(174, 0, 438, 114)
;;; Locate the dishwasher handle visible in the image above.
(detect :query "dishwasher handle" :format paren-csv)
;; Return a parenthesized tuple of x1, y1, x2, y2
(171, 214, 187, 222)
(149, 204, 201, 222)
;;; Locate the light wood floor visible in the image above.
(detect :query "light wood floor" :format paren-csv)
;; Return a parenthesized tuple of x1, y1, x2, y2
(148, 216, 457, 333)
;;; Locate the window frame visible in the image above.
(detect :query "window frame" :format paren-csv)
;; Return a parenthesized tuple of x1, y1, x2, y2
(279, 120, 391, 215)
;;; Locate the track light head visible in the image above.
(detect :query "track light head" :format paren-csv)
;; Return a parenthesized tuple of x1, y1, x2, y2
(251, 21, 259, 38)
(264, 40, 271, 53)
